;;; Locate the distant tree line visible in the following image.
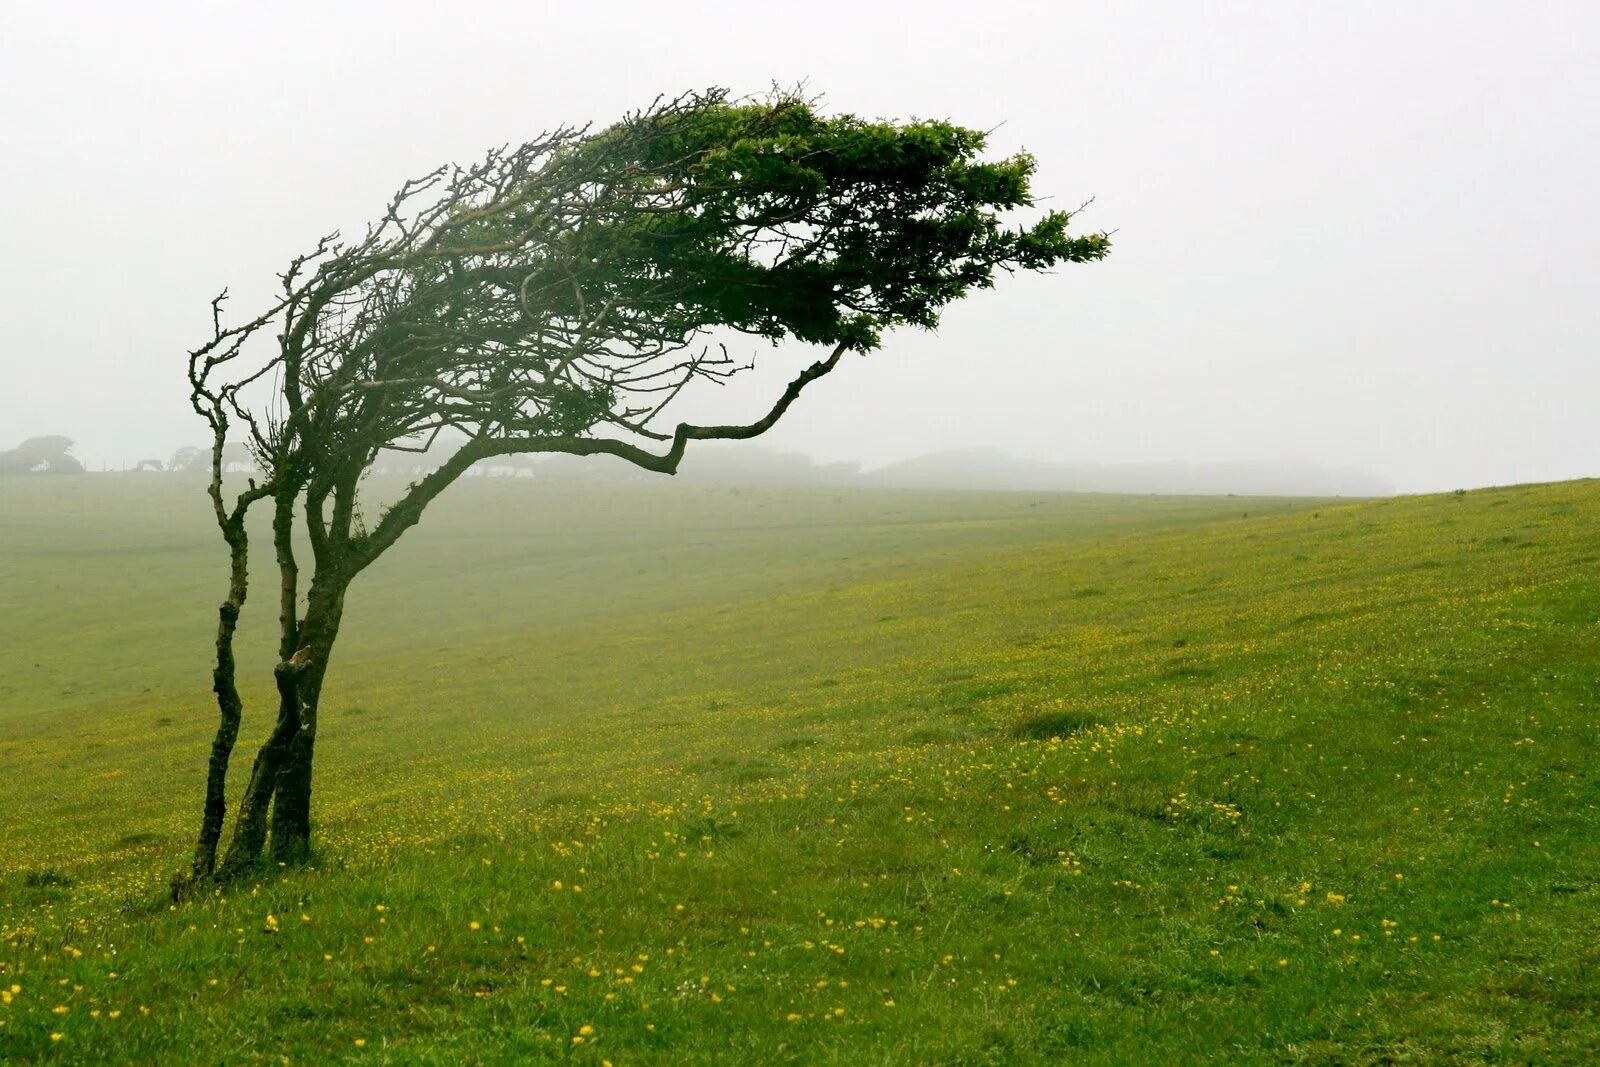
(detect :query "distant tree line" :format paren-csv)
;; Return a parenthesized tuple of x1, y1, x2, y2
(0, 437, 268, 475)
(159, 443, 258, 473)
(0, 435, 84, 475)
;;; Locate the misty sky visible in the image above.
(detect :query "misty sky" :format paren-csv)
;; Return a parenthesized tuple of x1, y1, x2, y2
(2, 1, 1596, 493)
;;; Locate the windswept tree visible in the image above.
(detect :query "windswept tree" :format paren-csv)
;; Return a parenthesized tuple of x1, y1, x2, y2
(181, 89, 1108, 888)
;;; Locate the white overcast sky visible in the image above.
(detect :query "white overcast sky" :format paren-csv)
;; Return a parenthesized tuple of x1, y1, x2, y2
(2, 0, 1596, 492)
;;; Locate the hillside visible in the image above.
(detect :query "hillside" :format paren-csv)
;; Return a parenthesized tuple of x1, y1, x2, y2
(1, 477, 1596, 1063)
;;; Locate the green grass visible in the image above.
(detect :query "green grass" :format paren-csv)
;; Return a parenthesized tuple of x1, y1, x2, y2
(1, 475, 1597, 1063)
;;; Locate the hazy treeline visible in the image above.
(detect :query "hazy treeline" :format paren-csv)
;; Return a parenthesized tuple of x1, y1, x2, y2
(0, 435, 84, 475)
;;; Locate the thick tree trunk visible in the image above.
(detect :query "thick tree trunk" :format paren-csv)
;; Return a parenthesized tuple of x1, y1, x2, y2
(269, 694, 318, 863)
(268, 579, 344, 862)
(265, 665, 322, 862)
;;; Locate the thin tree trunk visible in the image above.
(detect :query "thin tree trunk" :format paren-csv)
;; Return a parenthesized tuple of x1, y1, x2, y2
(189, 523, 249, 882)
(273, 487, 301, 662)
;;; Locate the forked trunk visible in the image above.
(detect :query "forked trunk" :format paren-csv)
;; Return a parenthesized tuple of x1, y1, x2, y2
(180, 428, 273, 894)
(215, 667, 301, 879)
(215, 574, 346, 876)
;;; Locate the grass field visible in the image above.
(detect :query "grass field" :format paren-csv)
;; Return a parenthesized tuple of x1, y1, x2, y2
(1, 474, 1597, 1063)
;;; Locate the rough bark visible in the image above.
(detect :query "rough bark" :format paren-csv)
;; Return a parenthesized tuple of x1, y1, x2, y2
(215, 665, 302, 879)
(273, 487, 301, 662)
(210, 564, 347, 874)
(266, 489, 313, 861)
(189, 527, 247, 882)
(268, 591, 343, 863)
(268, 688, 319, 863)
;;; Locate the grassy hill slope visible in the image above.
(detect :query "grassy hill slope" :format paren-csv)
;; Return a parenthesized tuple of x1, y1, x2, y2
(1, 477, 1596, 1063)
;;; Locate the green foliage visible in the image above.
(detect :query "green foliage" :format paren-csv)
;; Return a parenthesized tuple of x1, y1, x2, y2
(542, 380, 619, 437)
(550, 90, 1109, 350)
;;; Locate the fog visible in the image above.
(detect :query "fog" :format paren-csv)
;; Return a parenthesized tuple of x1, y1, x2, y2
(2, 1, 1596, 494)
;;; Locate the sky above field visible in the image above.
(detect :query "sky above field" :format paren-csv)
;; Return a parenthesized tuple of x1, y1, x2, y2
(1, 1, 1596, 493)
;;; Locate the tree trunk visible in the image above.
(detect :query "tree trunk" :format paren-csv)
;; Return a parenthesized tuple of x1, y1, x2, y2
(180, 424, 273, 895)
(213, 571, 347, 877)
(191, 598, 244, 880)
(268, 579, 345, 862)
(215, 667, 301, 879)
(268, 695, 318, 863)
(266, 666, 324, 863)
(189, 519, 250, 883)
